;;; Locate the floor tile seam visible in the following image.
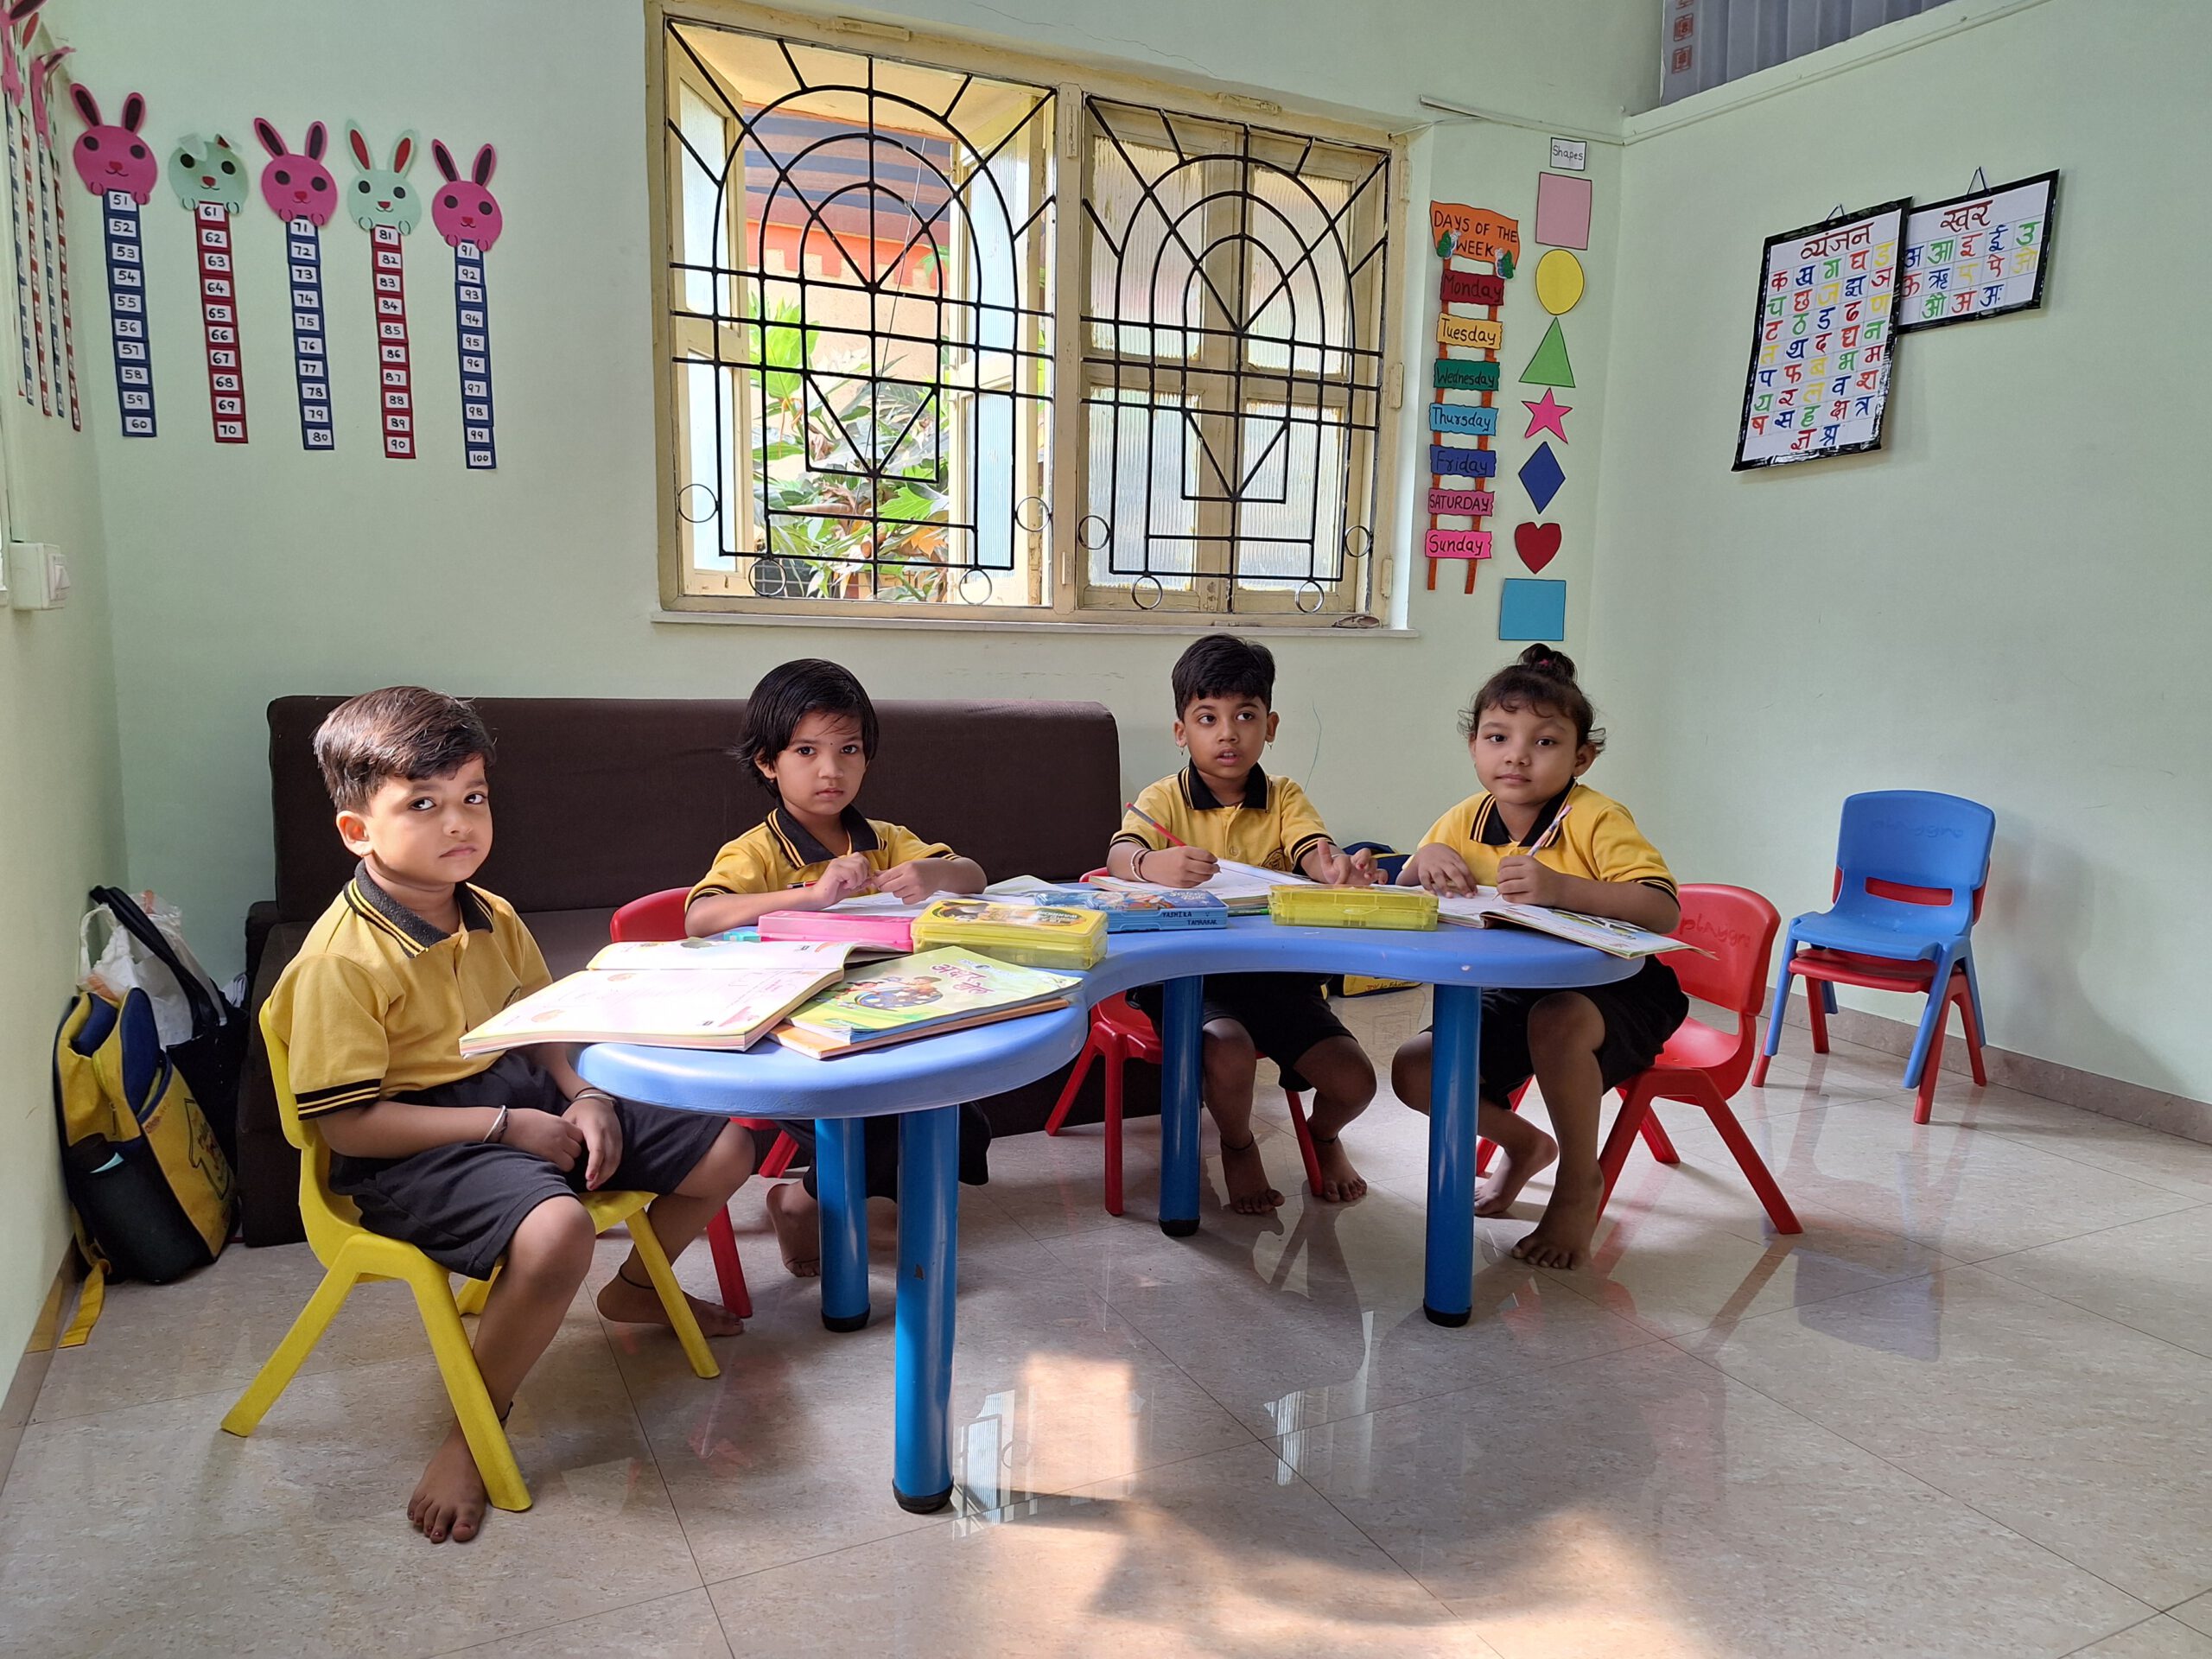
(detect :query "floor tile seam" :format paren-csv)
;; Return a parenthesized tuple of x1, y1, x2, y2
(1662, 1334, 2183, 1616)
(589, 1310, 718, 1592)
(1585, 1243, 1949, 1350)
(1968, 1127, 2212, 1198)
(1273, 1454, 1490, 1630)
(422, 1584, 716, 1659)
(1929, 1194, 2208, 1268)
(2061, 1611, 2196, 1658)
(1090, 1299, 1280, 1452)
(22, 1338, 461, 1432)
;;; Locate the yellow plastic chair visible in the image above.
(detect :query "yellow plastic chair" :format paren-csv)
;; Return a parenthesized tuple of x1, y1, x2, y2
(222, 1006, 719, 1512)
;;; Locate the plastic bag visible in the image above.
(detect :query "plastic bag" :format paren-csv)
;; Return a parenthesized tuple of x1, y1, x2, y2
(79, 891, 221, 1050)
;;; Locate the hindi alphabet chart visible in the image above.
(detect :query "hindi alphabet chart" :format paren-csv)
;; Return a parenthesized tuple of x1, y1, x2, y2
(1734, 199, 1907, 470)
(1898, 170, 2056, 332)
(1425, 201, 1517, 594)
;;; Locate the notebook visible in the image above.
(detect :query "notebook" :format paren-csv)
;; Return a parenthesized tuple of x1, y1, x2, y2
(772, 947, 1079, 1058)
(1435, 889, 1694, 960)
(460, 940, 856, 1054)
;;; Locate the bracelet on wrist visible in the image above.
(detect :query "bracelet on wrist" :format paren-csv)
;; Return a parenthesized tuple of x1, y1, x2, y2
(483, 1104, 511, 1144)
(571, 1087, 614, 1106)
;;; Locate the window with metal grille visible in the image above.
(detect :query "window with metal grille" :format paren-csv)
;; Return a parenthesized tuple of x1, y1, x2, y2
(652, 9, 1400, 623)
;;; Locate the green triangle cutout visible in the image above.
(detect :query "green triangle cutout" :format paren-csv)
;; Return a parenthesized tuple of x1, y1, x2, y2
(1520, 318, 1575, 389)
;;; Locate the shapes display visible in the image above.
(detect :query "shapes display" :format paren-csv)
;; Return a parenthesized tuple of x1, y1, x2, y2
(1535, 171, 1592, 250)
(1519, 317, 1575, 388)
(1498, 577, 1567, 642)
(67, 83, 157, 436)
(432, 138, 500, 469)
(1897, 170, 2056, 333)
(1518, 442, 1565, 513)
(1513, 522, 1560, 572)
(1535, 248, 1583, 315)
(254, 118, 337, 450)
(346, 124, 421, 460)
(1735, 199, 1907, 469)
(1522, 387, 1571, 442)
(171, 134, 249, 442)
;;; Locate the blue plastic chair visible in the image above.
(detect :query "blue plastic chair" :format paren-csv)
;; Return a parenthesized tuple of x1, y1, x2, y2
(1756, 791, 1994, 1100)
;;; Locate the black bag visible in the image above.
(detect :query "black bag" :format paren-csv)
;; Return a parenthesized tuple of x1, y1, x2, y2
(84, 887, 246, 1166)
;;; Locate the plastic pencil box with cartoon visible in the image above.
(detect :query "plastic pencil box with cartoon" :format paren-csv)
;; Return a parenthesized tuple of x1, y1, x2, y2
(910, 897, 1109, 969)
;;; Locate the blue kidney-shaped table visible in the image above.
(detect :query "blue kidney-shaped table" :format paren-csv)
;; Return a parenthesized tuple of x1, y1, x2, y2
(578, 918, 1634, 1513)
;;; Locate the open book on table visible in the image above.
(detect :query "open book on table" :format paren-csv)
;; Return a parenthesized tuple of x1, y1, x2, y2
(772, 947, 1078, 1059)
(459, 940, 857, 1055)
(1090, 858, 1313, 915)
(1435, 890, 1694, 960)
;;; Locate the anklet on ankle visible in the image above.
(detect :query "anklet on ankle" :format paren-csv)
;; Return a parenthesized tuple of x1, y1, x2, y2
(1222, 1135, 1259, 1154)
(616, 1263, 654, 1291)
(1309, 1133, 1339, 1147)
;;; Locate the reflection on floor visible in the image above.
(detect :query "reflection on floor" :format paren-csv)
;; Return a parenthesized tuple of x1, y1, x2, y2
(6, 990, 2210, 1658)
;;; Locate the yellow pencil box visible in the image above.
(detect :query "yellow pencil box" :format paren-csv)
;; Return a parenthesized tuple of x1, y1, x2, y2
(910, 897, 1109, 969)
(1268, 887, 1439, 931)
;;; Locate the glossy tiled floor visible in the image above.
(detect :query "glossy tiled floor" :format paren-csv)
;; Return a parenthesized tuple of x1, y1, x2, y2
(7, 995, 2211, 1658)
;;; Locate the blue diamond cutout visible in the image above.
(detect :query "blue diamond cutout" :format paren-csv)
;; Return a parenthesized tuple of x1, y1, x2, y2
(1518, 442, 1566, 514)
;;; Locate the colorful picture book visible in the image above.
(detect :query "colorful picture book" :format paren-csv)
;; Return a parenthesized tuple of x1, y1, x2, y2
(910, 897, 1107, 969)
(772, 948, 1078, 1059)
(460, 940, 856, 1055)
(1434, 890, 1693, 960)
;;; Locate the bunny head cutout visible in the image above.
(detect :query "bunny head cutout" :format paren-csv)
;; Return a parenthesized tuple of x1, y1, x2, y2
(429, 140, 501, 252)
(254, 118, 336, 226)
(2, 0, 47, 105)
(344, 124, 421, 232)
(69, 85, 157, 203)
(168, 132, 247, 212)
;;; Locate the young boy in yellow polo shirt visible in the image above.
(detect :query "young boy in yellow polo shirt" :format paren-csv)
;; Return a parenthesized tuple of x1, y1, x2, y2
(1108, 636, 1377, 1213)
(265, 688, 755, 1547)
(686, 658, 992, 1275)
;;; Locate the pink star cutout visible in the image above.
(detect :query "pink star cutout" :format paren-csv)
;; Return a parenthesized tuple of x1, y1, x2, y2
(1522, 388, 1573, 442)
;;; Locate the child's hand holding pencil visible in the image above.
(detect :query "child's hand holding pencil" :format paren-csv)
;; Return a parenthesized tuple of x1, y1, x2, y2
(1122, 804, 1219, 887)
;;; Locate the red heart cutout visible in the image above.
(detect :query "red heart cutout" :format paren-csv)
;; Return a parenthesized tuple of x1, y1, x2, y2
(1515, 522, 1561, 572)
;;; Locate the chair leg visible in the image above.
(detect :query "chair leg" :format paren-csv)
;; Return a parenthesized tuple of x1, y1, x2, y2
(1757, 939, 1799, 1070)
(1284, 1088, 1324, 1198)
(1045, 1039, 1100, 1137)
(1102, 1045, 1124, 1217)
(1913, 995, 1950, 1126)
(760, 1131, 798, 1179)
(1596, 1083, 1652, 1211)
(220, 1264, 359, 1436)
(1698, 1083, 1801, 1234)
(706, 1208, 752, 1320)
(400, 1266, 531, 1513)
(1637, 1113, 1681, 1165)
(1955, 976, 1989, 1086)
(1901, 949, 1956, 1090)
(1803, 972, 1830, 1054)
(626, 1212, 720, 1381)
(454, 1268, 496, 1318)
(1961, 950, 1988, 1039)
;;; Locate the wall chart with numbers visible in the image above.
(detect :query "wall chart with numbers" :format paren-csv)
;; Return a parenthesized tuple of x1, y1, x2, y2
(1897, 170, 2056, 333)
(1734, 199, 1907, 471)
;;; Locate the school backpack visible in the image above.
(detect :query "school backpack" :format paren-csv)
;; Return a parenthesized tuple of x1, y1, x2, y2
(52, 920, 240, 1344)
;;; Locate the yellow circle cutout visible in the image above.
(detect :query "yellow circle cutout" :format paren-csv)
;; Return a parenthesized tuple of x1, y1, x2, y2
(1535, 249, 1585, 315)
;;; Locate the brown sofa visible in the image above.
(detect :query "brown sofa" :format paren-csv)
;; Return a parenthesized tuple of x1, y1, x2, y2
(238, 695, 1144, 1245)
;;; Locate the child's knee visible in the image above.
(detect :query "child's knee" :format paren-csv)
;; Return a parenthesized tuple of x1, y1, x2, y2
(1390, 1035, 1433, 1106)
(1310, 1037, 1376, 1106)
(697, 1121, 757, 1193)
(506, 1196, 595, 1282)
(1526, 992, 1599, 1056)
(1202, 1023, 1257, 1081)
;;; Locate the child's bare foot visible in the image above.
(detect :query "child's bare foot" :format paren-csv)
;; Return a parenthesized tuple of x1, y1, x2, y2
(595, 1265, 746, 1335)
(1510, 1164, 1605, 1269)
(409, 1423, 488, 1545)
(765, 1180, 822, 1277)
(1309, 1135, 1368, 1203)
(1219, 1135, 1283, 1214)
(1476, 1123, 1558, 1217)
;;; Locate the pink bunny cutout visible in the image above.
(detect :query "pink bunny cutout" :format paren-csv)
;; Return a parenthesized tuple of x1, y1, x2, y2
(254, 118, 335, 227)
(431, 138, 500, 467)
(68, 82, 158, 435)
(255, 118, 339, 449)
(429, 139, 501, 251)
(29, 41, 74, 426)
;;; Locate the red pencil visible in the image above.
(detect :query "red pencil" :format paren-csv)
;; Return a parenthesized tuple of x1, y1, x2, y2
(1123, 803, 1191, 848)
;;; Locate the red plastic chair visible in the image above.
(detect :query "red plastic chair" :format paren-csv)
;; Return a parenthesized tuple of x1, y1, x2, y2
(1041, 994, 1328, 1215)
(1475, 884, 1801, 1236)
(608, 887, 799, 1319)
(1750, 874, 1988, 1124)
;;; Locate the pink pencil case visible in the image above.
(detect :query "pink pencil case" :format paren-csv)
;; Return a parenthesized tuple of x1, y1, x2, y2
(756, 911, 915, 953)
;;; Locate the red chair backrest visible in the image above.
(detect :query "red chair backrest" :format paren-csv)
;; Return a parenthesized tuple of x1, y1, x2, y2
(1664, 884, 1780, 1095)
(610, 887, 691, 943)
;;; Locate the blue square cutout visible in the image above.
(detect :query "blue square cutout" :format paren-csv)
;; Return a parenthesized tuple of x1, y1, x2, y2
(1498, 578, 1567, 642)
(1518, 442, 1566, 513)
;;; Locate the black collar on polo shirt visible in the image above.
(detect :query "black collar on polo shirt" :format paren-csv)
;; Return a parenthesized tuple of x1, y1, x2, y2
(347, 863, 494, 955)
(768, 804, 882, 867)
(1180, 760, 1269, 810)
(1478, 784, 1575, 848)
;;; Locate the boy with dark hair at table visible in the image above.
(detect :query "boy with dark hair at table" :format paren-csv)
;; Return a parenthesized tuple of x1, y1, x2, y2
(1107, 636, 1378, 1213)
(686, 658, 994, 1275)
(265, 687, 755, 1547)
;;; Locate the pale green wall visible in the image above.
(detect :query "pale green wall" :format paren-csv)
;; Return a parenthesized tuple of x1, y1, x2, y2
(51, 0, 1645, 978)
(0, 333, 126, 1356)
(1592, 0, 2210, 1097)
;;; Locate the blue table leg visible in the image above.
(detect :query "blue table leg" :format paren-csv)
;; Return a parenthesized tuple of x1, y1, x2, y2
(817, 1116, 870, 1332)
(893, 1103, 959, 1513)
(1425, 983, 1484, 1326)
(1157, 975, 1204, 1238)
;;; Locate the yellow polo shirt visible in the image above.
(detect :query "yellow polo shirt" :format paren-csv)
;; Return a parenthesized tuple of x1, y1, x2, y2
(267, 868, 551, 1120)
(1419, 782, 1677, 895)
(688, 805, 953, 906)
(1111, 763, 1332, 874)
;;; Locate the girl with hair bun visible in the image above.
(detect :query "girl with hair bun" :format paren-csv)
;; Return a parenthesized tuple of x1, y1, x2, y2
(1391, 646, 1688, 1269)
